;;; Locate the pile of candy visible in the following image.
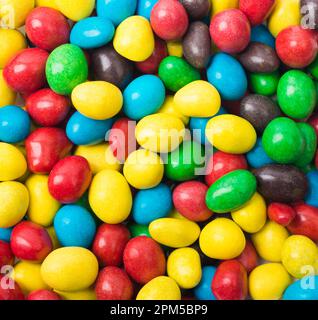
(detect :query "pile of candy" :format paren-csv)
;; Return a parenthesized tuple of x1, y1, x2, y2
(1, 0, 318, 301)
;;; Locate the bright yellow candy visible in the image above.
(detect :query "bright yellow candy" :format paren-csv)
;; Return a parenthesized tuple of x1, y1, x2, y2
(167, 41, 183, 57)
(123, 149, 164, 189)
(174, 81, 221, 118)
(252, 221, 289, 262)
(249, 263, 291, 300)
(167, 248, 202, 289)
(158, 95, 189, 125)
(26, 175, 60, 227)
(149, 218, 200, 248)
(46, 226, 60, 250)
(0, 181, 29, 228)
(113, 16, 155, 62)
(137, 276, 181, 300)
(281, 235, 318, 279)
(0, 0, 34, 28)
(168, 209, 189, 220)
(75, 144, 121, 174)
(55, 288, 96, 300)
(210, 0, 239, 17)
(231, 193, 267, 233)
(41, 247, 99, 292)
(206, 115, 257, 154)
(55, 0, 95, 21)
(89, 169, 132, 224)
(14, 261, 49, 294)
(36, 0, 58, 9)
(0, 70, 16, 107)
(72, 81, 123, 120)
(0, 29, 26, 69)
(135, 113, 185, 153)
(0, 143, 27, 181)
(199, 218, 246, 259)
(268, 0, 300, 37)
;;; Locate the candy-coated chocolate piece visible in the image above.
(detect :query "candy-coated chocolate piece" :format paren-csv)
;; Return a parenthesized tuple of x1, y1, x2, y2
(55, 0, 95, 21)
(180, 0, 210, 19)
(27, 290, 61, 300)
(194, 266, 217, 300)
(0, 240, 13, 268)
(237, 240, 258, 274)
(268, 203, 296, 227)
(239, 0, 275, 26)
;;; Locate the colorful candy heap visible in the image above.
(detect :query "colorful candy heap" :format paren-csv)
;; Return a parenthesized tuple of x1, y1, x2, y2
(1, 0, 318, 301)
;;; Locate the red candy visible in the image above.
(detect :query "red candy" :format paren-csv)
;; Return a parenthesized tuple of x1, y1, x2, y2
(205, 151, 248, 186)
(212, 260, 248, 300)
(276, 26, 318, 69)
(309, 113, 318, 139)
(239, 0, 275, 26)
(95, 267, 134, 300)
(236, 240, 258, 274)
(0, 275, 24, 301)
(26, 127, 73, 174)
(92, 224, 131, 267)
(316, 150, 318, 169)
(27, 290, 61, 300)
(136, 38, 168, 74)
(210, 9, 251, 54)
(48, 155, 92, 204)
(10, 221, 53, 262)
(0, 240, 14, 268)
(150, 0, 189, 41)
(25, 7, 70, 52)
(26, 89, 70, 127)
(173, 181, 213, 221)
(123, 236, 166, 284)
(268, 202, 296, 226)
(3, 48, 49, 94)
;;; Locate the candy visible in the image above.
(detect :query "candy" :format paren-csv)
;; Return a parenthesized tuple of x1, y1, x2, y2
(167, 248, 202, 289)
(0, 70, 16, 107)
(0, 275, 24, 300)
(250, 25, 275, 48)
(36, 0, 58, 9)
(137, 0, 159, 20)
(180, 0, 210, 19)
(237, 240, 258, 274)
(28, 290, 61, 301)
(194, 266, 217, 300)
(55, 0, 95, 21)
(246, 138, 275, 168)
(268, 203, 297, 227)
(249, 71, 279, 96)
(158, 96, 189, 125)
(239, 0, 275, 26)
(306, 170, 318, 207)
(0, 240, 13, 268)
(283, 276, 318, 300)
(167, 41, 183, 57)
(55, 288, 96, 300)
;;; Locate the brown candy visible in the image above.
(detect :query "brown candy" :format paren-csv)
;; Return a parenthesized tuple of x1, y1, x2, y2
(180, 0, 211, 20)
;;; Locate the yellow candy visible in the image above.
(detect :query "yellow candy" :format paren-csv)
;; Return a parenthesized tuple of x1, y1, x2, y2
(41, 247, 99, 292)
(75, 143, 121, 174)
(167, 41, 183, 57)
(268, 0, 300, 37)
(14, 261, 49, 294)
(0, 181, 29, 228)
(210, 0, 239, 17)
(123, 149, 164, 189)
(113, 15, 155, 62)
(89, 169, 132, 224)
(55, 0, 95, 21)
(0, 29, 26, 69)
(36, 0, 58, 9)
(0, 70, 16, 107)
(0, 143, 27, 181)
(72, 81, 123, 120)
(206, 115, 257, 154)
(168, 208, 189, 220)
(149, 218, 200, 248)
(252, 221, 289, 262)
(249, 263, 291, 300)
(158, 95, 189, 125)
(26, 175, 60, 227)
(167, 248, 202, 289)
(174, 80, 221, 118)
(55, 288, 96, 300)
(281, 235, 318, 279)
(199, 218, 246, 259)
(0, 0, 34, 28)
(137, 276, 181, 300)
(231, 192, 267, 233)
(46, 226, 60, 250)
(135, 113, 185, 153)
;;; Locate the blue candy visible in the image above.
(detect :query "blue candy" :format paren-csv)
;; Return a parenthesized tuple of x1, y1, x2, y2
(97, 0, 137, 26)
(194, 266, 217, 300)
(283, 276, 318, 300)
(123, 75, 165, 120)
(132, 183, 172, 225)
(137, 0, 158, 20)
(251, 25, 276, 49)
(247, 138, 275, 168)
(66, 111, 114, 145)
(70, 17, 115, 49)
(207, 53, 247, 101)
(306, 170, 318, 207)
(0, 227, 12, 243)
(54, 205, 96, 248)
(0, 105, 31, 143)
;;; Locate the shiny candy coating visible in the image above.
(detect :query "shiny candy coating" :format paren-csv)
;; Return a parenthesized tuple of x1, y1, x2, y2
(137, 0, 159, 20)
(268, 203, 297, 227)
(55, 0, 95, 21)
(0, 70, 16, 107)
(283, 276, 318, 300)
(239, 0, 275, 26)
(249, 71, 279, 96)
(251, 25, 275, 48)
(0, 240, 14, 268)
(306, 170, 318, 207)
(194, 266, 217, 300)
(180, 0, 210, 20)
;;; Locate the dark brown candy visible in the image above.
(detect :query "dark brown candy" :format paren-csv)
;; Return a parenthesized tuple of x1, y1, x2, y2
(91, 45, 134, 89)
(240, 94, 282, 134)
(180, 0, 211, 20)
(253, 164, 308, 203)
(238, 42, 280, 73)
(182, 21, 211, 69)
(301, 0, 318, 29)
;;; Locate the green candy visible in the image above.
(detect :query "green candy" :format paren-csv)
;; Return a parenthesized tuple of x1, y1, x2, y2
(277, 70, 316, 120)
(294, 123, 317, 168)
(129, 224, 151, 238)
(308, 55, 318, 79)
(249, 71, 279, 96)
(205, 170, 257, 213)
(46, 44, 88, 95)
(158, 56, 201, 92)
(262, 117, 305, 164)
(165, 140, 205, 181)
